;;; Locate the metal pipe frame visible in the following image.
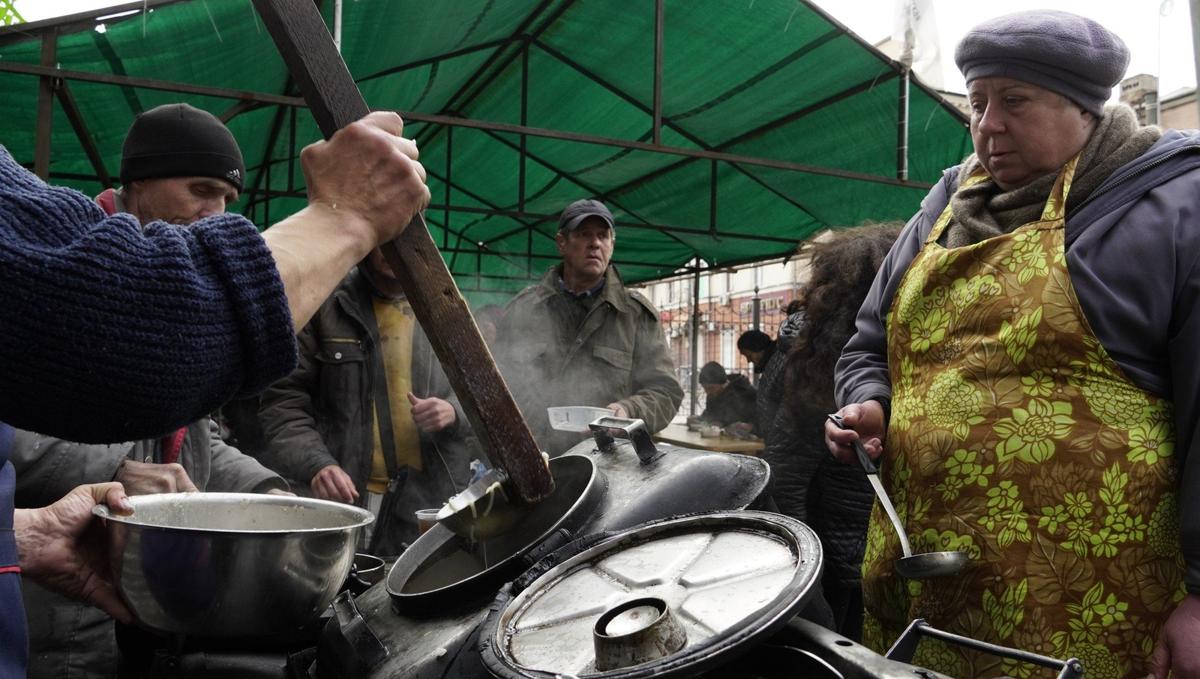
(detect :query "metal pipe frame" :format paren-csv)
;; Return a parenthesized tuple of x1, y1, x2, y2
(34, 30, 56, 180)
(55, 80, 113, 188)
(0, 60, 934, 191)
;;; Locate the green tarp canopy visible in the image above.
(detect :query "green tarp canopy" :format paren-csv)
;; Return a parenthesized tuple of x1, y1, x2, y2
(0, 0, 970, 305)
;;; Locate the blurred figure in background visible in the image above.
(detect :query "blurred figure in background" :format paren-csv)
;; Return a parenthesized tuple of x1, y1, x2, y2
(764, 224, 902, 640)
(694, 362, 757, 430)
(473, 304, 506, 346)
(737, 329, 777, 378)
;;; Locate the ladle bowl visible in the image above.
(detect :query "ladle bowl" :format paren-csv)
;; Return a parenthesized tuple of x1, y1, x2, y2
(827, 414, 969, 580)
(436, 468, 524, 541)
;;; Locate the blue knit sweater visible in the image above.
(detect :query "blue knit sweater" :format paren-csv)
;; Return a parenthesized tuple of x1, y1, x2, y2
(0, 146, 297, 443)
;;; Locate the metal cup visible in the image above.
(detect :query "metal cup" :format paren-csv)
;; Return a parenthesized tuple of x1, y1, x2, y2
(593, 597, 687, 671)
(415, 508, 439, 535)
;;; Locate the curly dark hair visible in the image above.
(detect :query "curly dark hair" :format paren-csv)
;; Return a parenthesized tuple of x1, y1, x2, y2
(784, 223, 904, 415)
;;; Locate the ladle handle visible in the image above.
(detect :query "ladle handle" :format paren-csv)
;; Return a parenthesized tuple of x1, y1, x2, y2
(851, 439, 878, 475)
(827, 413, 879, 474)
(828, 414, 913, 559)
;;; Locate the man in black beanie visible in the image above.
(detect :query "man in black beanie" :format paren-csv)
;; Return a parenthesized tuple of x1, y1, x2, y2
(12, 102, 274, 679)
(97, 102, 244, 225)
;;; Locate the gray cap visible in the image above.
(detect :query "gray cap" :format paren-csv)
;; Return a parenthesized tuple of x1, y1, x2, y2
(558, 199, 614, 233)
(954, 10, 1129, 116)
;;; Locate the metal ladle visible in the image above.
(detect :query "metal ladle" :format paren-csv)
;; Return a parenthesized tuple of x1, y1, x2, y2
(436, 468, 524, 542)
(827, 414, 968, 579)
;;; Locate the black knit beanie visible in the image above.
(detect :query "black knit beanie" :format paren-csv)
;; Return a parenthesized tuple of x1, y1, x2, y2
(120, 103, 245, 191)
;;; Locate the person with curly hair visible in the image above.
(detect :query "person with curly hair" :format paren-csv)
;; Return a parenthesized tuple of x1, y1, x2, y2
(764, 224, 902, 640)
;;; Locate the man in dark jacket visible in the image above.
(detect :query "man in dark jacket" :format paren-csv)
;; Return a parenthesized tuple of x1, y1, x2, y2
(0, 105, 429, 679)
(494, 200, 683, 456)
(255, 249, 472, 556)
(696, 362, 757, 428)
(11, 104, 290, 679)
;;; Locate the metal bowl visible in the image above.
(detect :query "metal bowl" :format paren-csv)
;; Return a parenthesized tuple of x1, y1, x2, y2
(94, 492, 373, 639)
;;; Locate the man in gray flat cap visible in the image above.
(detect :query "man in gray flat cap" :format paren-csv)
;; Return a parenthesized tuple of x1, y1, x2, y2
(494, 199, 682, 456)
(826, 10, 1200, 678)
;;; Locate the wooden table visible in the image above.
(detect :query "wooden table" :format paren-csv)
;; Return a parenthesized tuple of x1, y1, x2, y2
(653, 423, 764, 454)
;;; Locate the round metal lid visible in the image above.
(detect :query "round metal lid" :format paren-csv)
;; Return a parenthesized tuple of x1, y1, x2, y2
(482, 511, 822, 678)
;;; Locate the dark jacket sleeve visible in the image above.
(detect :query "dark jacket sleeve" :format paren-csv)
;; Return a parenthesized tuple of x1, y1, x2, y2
(619, 301, 684, 432)
(10, 430, 130, 507)
(0, 147, 297, 444)
(256, 325, 341, 485)
(202, 419, 287, 493)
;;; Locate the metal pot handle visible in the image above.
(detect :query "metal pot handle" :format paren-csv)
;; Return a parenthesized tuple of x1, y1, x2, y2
(885, 618, 1084, 679)
(316, 591, 388, 678)
(588, 416, 660, 464)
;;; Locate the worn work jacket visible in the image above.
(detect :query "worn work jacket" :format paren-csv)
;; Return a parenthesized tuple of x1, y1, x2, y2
(496, 265, 683, 455)
(256, 270, 471, 555)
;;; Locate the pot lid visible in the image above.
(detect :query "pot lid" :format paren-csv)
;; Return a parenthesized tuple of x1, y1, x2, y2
(386, 455, 604, 616)
(482, 511, 822, 678)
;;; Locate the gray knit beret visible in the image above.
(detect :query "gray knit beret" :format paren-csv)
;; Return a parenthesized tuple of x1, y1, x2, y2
(954, 10, 1129, 116)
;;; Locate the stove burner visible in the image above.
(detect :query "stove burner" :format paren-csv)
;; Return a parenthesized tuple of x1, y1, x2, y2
(115, 607, 329, 679)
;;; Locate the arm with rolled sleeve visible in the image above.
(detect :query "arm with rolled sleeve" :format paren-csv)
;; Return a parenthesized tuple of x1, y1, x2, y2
(0, 147, 296, 444)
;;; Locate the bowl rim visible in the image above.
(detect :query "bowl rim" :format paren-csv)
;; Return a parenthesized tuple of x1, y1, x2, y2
(92, 491, 375, 534)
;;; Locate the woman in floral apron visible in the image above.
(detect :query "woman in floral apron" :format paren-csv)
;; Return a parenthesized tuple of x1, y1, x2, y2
(828, 10, 1200, 679)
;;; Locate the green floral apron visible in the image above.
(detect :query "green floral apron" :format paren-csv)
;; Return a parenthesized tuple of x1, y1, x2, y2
(863, 155, 1186, 678)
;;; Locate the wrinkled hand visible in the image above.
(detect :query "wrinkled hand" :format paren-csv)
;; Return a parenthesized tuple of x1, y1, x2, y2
(14, 482, 133, 624)
(311, 464, 359, 504)
(115, 460, 198, 496)
(825, 400, 887, 465)
(300, 111, 430, 247)
(606, 403, 628, 418)
(1151, 594, 1200, 678)
(407, 393, 457, 433)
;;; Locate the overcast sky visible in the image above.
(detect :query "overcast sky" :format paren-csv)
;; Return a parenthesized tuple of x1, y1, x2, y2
(17, 0, 1199, 97)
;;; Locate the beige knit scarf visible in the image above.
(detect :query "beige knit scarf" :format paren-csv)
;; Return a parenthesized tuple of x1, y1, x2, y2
(941, 105, 1160, 248)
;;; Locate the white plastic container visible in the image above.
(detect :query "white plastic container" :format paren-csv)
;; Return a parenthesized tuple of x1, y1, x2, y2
(547, 406, 615, 433)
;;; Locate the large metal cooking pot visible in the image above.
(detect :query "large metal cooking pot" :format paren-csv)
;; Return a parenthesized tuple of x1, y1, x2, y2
(94, 492, 373, 639)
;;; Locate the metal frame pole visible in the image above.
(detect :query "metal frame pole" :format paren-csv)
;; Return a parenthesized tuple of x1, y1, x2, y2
(652, 0, 663, 145)
(689, 266, 700, 416)
(897, 67, 910, 181)
(34, 29, 56, 180)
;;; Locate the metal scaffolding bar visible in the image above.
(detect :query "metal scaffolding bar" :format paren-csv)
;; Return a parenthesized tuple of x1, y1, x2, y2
(56, 80, 112, 188)
(0, 60, 933, 190)
(34, 30, 56, 180)
(652, 0, 663, 145)
(689, 267, 701, 415)
(897, 67, 910, 181)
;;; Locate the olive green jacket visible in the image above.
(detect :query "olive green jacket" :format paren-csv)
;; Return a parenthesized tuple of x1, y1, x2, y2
(496, 265, 683, 455)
